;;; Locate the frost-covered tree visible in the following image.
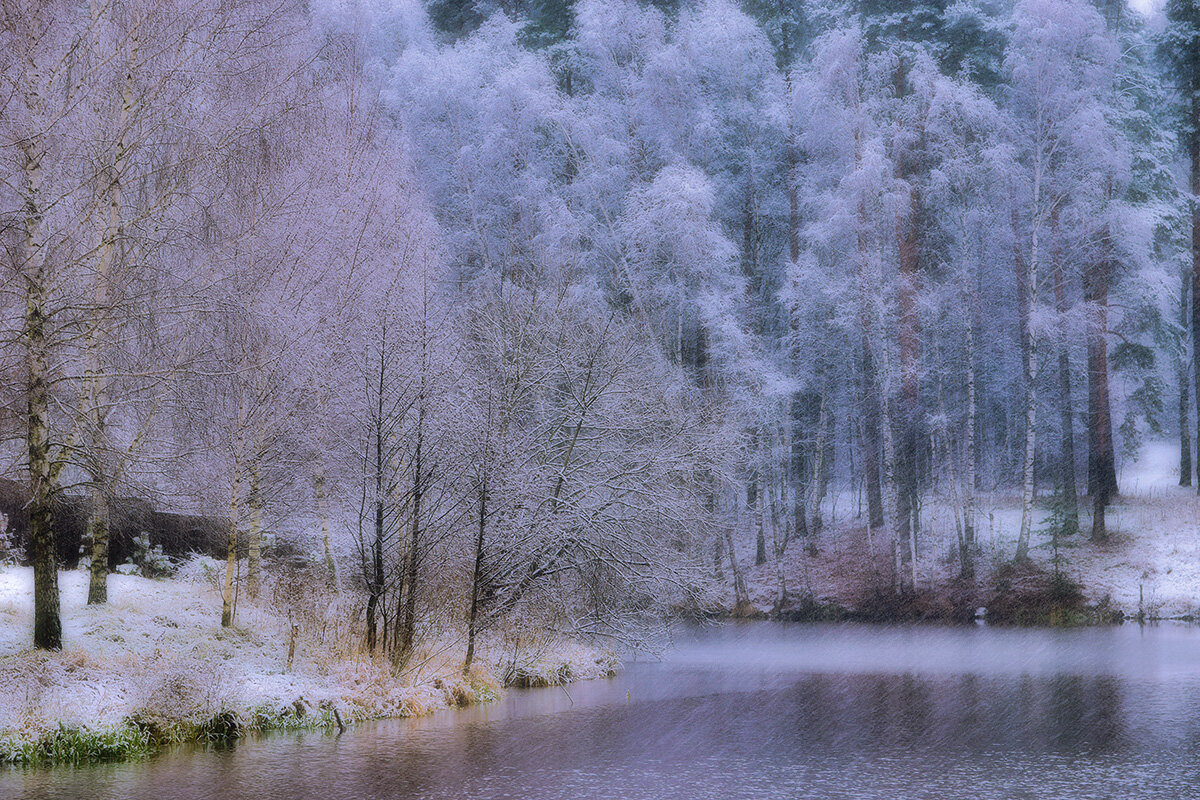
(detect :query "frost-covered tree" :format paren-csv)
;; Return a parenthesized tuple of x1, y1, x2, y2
(1004, 0, 1122, 551)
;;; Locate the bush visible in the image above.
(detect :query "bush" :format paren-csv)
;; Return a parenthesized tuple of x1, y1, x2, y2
(132, 533, 176, 578)
(175, 553, 224, 589)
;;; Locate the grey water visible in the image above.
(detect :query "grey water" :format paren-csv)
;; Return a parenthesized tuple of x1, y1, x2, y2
(9, 622, 1200, 800)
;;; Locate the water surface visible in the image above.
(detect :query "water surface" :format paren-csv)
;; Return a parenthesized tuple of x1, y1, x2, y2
(9, 622, 1200, 799)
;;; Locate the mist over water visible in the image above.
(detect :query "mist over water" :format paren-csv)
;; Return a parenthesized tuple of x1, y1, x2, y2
(10, 623, 1200, 800)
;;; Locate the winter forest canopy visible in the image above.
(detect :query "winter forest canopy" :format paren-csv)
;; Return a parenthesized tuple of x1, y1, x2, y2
(3, 0, 1200, 657)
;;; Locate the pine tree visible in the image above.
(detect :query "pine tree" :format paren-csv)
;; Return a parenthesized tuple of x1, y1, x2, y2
(1161, 0, 1200, 494)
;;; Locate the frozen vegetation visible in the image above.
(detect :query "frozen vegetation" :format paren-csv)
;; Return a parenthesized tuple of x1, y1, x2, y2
(0, 560, 615, 765)
(7, 0, 1200, 775)
(735, 440, 1200, 621)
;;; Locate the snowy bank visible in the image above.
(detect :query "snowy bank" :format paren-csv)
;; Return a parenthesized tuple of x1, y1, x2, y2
(730, 440, 1200, 622)
(0, 566, 617, 766)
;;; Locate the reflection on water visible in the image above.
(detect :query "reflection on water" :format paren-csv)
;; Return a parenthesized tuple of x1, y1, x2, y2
(9, 622, 1200, 799)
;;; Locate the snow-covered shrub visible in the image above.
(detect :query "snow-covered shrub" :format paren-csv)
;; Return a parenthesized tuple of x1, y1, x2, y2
(131, 533, 175, 579)
(0, 513, 13, 564)
(175, 553, 223, 589)
(129, 659, 225, 741)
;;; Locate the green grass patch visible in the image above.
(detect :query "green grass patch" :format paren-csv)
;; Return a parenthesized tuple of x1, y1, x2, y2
(0, 723, 154, 767)
(2, 702, 348, 768)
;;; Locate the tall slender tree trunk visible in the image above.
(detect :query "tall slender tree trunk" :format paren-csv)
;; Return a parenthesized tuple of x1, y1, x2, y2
(788, 141, 801, 270)
(856, 147, 885, 531)
(366, 375, 385, 654)
(86, 26, 138, 606)
(809, 394, 829, 542)
(769, 430, 785, 557)
(1015, 204, 1038, 563)
(365, 484, 383, 655)
(897, 177, 921, 573)
(878, 362, 907, 593)
(22, 131, 61, 650)
(84, 261, 116, 608)
(1087, 200, 1117, 541)
(1180, 271, 1192, 487)
(750, 441, 766, 566)
(221, 466, 242, 628)
(1191, 95, 1200, 496)
(787, 105, 813, 547)
(965, 284, 978, 549)
(725, 526, 752, 615)
(394, 393, 425, 670)
(85, 484, 111, 605)
(464, 479, 486, 675)
(1051, 209, 1079, 534)
(861, 344, 885, 531)
(935, 340, 972, 581)
(892, 59, 923, 585)
(246, 462, 262, 599)
(364, 343, 387, 654)
(221, 391, 249, 628)
(788, 396, 810, 545)
(314, 466, 337, 583)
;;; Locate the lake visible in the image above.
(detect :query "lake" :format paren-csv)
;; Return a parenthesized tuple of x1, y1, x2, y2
(9, 622, 1200, 799)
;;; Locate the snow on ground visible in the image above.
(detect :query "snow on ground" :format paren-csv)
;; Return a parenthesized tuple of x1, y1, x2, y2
(735, 440, 1200, 619)
(0, 563, 611, 740)
(1068, 440, 1200, 617)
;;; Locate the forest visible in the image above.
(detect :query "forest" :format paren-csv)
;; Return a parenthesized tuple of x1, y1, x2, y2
(2, 0, 1200, 666)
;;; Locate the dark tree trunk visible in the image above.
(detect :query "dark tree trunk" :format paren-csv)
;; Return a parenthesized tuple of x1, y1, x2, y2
(1180, 271, 1192, 487)
(366, 496, 384, 654)
(86, 488, 111, 605)
(894, 61, 922, 574)
(1192, 96, 1200, 495)
(861, 337, 885, 530)
(789, 394, 810, 543)
(365, 589, 379, 654)
(366, 348, 387, 655)
(713, 534, 724, 581)
(394, 397, 425, 668)
(1051, 209, 1079, 534)
(750, 459, 766, 566)
(1087, 191, 1117, 541)
(897, 177, 920, 570)
(1014, 208, 1036, 562)
(811, 393, 831, 542)
(23, 134, 61, 651)
(464, 479, 485, 675)
(29, 380, 61, 650)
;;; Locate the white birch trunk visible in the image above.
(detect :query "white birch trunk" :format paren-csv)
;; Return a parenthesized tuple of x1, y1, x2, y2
(85, 28, 138, 606)
(1017, 163, 1042, 562)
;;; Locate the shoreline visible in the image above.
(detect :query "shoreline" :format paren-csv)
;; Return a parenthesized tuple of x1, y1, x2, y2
(723, 443, 1200, 627)
(6, 599, 1196, 770)
(0, 666, 592, 769)
(0, 566, 618, 768)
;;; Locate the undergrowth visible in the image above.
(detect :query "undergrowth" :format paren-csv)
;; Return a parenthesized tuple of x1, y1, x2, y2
(0, 666, 550, 768)
(0, 723, 154, 766)
(0, 704, 348, 767)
